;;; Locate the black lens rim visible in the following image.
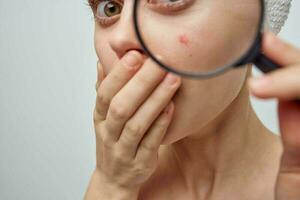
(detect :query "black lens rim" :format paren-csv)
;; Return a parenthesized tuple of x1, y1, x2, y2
(133, 0, 265, 79)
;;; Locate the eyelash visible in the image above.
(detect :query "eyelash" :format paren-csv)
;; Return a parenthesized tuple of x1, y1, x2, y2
(92, 0, 192, 26)
(92, 0, 121, 26)
(148, 0, 193, 12)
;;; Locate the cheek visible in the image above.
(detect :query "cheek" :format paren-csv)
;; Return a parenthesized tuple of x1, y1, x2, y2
(178, 34, 190, 47)
(143, 23, 239, 73)
(94, 30, 105, 60)
(94, 34, 116, 74)
(142, 1, 258, 73)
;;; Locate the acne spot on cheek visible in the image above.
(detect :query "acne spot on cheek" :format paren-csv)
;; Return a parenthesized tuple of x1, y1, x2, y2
(179, 34, 189, 47)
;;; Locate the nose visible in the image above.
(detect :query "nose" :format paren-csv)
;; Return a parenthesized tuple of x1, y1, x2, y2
(108, 1, 145, 60)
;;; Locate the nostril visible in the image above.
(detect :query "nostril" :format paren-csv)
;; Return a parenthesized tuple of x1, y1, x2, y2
(133, 49, 145, 55)
(136, 49, 144, 54)
(136, 49, 147, 59)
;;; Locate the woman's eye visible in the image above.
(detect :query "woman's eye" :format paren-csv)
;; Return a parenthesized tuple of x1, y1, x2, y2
(147, 0, 193, 12)
(96, 0, 122, 18)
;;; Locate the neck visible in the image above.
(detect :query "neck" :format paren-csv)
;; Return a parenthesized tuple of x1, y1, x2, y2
(161, 75, 275, 198)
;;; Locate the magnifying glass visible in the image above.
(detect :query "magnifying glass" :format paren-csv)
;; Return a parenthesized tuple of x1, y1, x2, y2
(133, 0, 300, 103)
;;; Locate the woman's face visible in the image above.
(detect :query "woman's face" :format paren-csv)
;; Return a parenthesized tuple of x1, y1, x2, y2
(91, 0, 258, 144)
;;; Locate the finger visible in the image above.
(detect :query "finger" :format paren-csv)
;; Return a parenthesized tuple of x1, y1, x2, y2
(105, 58, 168, 142)
(248, 65, 300, 100)
(94, 50, 144, 122)
(262, 31, 300, 66)
(135, 101, 174, 162)
(95, 60, 106, 92)
(116, 73, 181, 158)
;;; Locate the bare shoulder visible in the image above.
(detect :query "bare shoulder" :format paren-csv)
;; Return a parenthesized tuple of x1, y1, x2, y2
(251, 129, 283, 200)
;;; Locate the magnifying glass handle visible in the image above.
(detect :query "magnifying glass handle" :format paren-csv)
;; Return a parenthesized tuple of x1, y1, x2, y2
(254, 53, 300, 105)
(254, 53, 279, 73)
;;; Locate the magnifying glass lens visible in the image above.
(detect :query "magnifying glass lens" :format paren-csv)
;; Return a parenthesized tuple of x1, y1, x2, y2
(134, 0, 261, 76)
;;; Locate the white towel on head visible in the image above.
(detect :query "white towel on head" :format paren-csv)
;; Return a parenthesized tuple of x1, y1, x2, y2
(265, 0, 292, 34)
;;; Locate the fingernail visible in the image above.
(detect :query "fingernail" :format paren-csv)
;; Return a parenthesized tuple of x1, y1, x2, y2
(163, 73, 179, 85)
(122, 51, 142, 68)
(249, 76, 271, 90)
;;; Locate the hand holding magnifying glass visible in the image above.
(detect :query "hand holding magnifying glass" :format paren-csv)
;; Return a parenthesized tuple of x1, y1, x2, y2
(249, 32, 300, 102)
(250, 31, 300, 200)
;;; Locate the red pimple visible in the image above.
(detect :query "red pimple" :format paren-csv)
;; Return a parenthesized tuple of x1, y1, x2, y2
(179, 34, 189, 46)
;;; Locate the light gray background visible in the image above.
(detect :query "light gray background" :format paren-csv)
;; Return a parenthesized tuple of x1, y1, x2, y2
(0, 1, 299, 199)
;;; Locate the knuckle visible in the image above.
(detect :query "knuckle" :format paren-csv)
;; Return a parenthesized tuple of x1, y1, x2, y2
(97, 90, 110, 106)
(93, 105, 105, 122)
(93, 108, 100, 123)
(124, 122, 142, 136)
(140, 142, 156, 153)
(93, 121, 102, 137)
(136, 75, 153, 86)
(102, 137, 114, 149)
(149, 94, 162, 104)
(134, 163, 152, 174)
(120, 131, 140, 146)
(111, 72, 124, 83)
(102, 135, 115, 150)
(113, 149, 127, 163)
(109, 99, 130, 120)
(98, 123, 114, 148)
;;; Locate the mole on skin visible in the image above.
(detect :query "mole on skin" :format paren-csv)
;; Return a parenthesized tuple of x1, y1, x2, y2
(179, 34, 189, 47)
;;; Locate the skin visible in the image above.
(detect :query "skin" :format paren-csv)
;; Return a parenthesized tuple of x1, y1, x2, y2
(137, 0, 259, 72)
(84, 0, 300, 199)
(179, 34, 189, 47)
